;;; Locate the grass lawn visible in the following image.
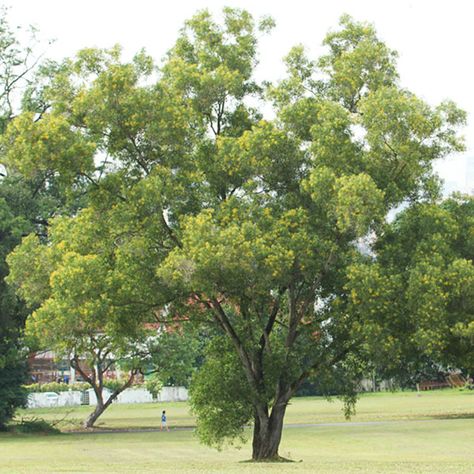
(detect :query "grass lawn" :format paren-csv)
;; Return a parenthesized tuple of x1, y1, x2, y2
(1, 419, 474, 473)
(15, 388, 474, 430)
(2, 390, 473, 473)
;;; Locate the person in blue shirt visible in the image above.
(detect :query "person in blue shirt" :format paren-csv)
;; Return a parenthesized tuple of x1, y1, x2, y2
(161, 410, 169, 432)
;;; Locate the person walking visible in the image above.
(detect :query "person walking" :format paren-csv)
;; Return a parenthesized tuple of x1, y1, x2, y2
(161, 410, 169, 432)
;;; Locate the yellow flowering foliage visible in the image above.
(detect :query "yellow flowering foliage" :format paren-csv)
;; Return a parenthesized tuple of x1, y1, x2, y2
(3, 112, 96, 183)
(4, 8, 470, 453)
(345, 196, 474, 375)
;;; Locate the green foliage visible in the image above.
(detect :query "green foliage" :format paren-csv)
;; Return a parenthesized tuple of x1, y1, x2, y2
(7, 207, 153, 359)
(346, 195, 474, 380)
(319, 14, 399, 110)
(23, 382, 90, 393)
(102, 379, 130, 392)
(0, 7, 40, 132)
(0, 340, 27, 430)
(0, 9, 52, 430)
(335, 173, 385, 235)
(190, 337, 253, 448)
(2, 112, 96, 185)
(146, 328, 201, 387)
(4, 7, 466, 457)
(145, 374, 163, 398)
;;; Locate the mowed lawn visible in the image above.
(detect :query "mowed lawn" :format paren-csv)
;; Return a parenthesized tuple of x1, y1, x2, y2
(15, 389, 474, 430)
(1, 420, 474, 473)
(1, 390, 474, 473)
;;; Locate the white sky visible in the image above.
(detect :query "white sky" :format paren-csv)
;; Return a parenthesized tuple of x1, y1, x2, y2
(6, 0, 474, 194)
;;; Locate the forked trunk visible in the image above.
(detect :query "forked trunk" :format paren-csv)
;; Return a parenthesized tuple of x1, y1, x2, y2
(82, 372, 137, 428)
(251, 403, 287, 461)
(83, 385, 113, 428)
(83, 385, 127, 428)
(84, 401, 106, 428)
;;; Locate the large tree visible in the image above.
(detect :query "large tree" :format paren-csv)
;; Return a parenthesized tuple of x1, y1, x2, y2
(7, 10, 465, 459)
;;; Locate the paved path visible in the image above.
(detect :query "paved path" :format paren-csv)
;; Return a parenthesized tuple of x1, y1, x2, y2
(66, 418, 456, 435)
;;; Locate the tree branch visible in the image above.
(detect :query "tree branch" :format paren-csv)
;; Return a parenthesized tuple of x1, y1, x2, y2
(258, 293, 283, 357)
(159, 210, 182, 248)
(71, 354, 93, 386)
(194, 293, 261, 389)
(289, 339, 362, 395)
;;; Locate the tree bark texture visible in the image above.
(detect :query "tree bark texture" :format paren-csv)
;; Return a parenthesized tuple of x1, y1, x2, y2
(251, 403, 287, 461)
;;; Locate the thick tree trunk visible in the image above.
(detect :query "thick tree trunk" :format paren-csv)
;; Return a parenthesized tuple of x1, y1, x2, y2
(251, 403, 287, 461)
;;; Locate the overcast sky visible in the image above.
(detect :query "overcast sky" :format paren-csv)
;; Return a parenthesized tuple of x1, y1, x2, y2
(6, 0, 474, 194)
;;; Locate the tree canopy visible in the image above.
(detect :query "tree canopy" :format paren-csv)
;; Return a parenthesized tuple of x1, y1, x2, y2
(6, 9, 466, 459)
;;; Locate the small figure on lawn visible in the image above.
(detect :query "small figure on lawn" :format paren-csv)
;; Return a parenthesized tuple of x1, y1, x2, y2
(161, 410, 169, 432)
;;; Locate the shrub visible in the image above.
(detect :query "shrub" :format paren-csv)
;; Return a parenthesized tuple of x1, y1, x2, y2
(102, 379, 126, 392)
(10, 417, 60, 434)
(145, 374, 163, 398)
(23, 382, 91, 393)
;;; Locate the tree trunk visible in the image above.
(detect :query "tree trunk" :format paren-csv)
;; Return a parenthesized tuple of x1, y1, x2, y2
(84, 401, 106, 428)
(83, 387, 121, 428)
(251, 403, 287, 461)
(82, 372, 137, 428)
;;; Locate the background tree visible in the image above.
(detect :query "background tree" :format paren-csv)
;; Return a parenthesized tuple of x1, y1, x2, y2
(4, 38, 204, 430)
(0, 199, 29, 430)
(6, 10, 465, 460)
(346, 195, 474, 381)
(146, 327, 201, 388)
(7, 206, 199, 428)
(0, 8, 60, 429)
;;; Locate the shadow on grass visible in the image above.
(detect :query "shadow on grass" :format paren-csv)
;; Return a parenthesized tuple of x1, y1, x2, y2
(240, 456, 302, 463)
(64, 425, 196, 434)
(431, 413, 474, 420)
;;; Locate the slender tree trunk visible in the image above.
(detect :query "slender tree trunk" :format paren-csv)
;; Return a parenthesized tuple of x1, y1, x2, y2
(84, 400, 106, 428)
(251, 402, 288, 461)
(82, 371, 137, 428)
(83, 384, 112, 428)
(82, 385, 126, 428)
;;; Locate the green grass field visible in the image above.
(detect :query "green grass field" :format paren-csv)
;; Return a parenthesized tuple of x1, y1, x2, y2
(16, 388, 474, 430)
(2, 390, 474, 473)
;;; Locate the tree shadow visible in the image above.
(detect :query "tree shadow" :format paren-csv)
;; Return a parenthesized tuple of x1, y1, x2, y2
(431, 413, 474, 420)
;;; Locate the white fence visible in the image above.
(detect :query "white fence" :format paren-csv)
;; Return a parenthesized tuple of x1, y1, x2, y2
(27, 391, 82, 408)
(27, 386, 188, 409)
(155, 386, 188, 402)
(359, 378, 394, 392)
